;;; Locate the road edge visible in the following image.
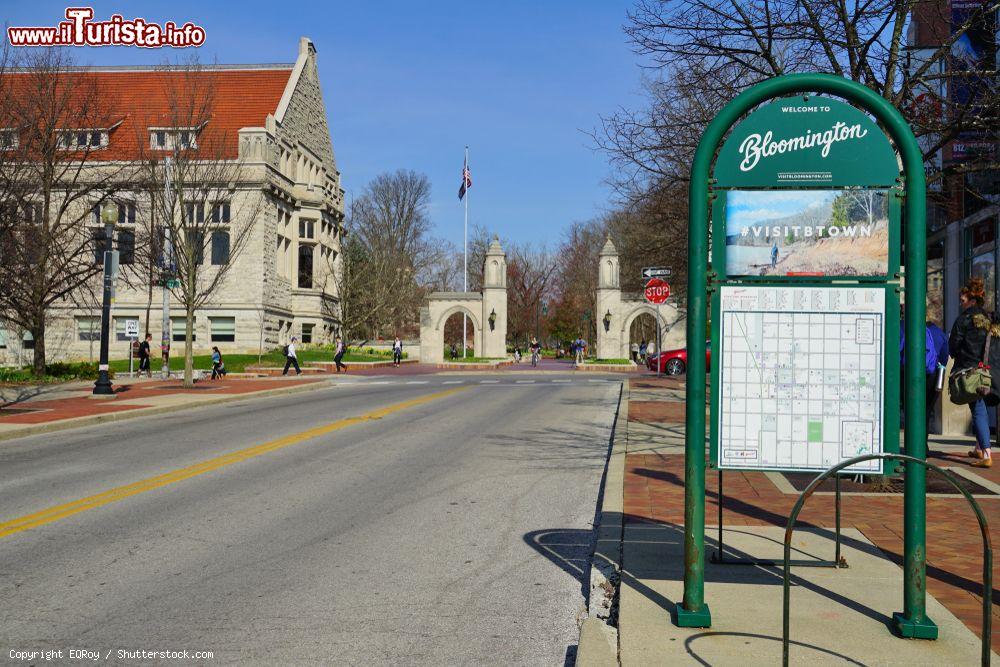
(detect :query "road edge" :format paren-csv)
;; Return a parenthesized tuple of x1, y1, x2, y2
(576, 380, 627, 666)
(0, 380, 332, 444)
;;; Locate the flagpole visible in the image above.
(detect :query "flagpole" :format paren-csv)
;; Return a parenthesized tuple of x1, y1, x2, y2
(463, 145, 468, 359)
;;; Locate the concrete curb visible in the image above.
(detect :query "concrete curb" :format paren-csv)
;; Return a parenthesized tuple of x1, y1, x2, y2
(575, 363, 639, 373)
(576, 380, 627, 665)
(0, 380, 332, 444)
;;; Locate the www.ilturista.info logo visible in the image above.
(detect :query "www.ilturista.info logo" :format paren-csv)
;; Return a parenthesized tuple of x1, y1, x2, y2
(7, 7, 206, 48)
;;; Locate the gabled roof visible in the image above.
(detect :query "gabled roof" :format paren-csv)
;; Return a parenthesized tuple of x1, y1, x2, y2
(2, 64, 294, 160)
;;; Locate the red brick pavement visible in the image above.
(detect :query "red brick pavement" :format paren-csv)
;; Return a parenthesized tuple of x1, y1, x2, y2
(627, 377, 1000, 652)
(0, 378, 320, 424)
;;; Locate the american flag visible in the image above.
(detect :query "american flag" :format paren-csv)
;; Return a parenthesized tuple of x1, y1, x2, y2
(458, 155, 472, 200)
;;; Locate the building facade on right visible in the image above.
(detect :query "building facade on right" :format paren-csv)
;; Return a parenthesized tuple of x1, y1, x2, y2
(908, 1, 998, 433)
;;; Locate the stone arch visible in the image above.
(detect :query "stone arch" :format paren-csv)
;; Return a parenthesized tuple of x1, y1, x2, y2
(435, 303, 482, 334)
(419, 237, 507, 363)
(593, 237, 686, 362)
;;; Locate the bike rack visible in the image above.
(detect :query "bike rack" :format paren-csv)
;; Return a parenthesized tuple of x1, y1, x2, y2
(781, 453, 993, 667)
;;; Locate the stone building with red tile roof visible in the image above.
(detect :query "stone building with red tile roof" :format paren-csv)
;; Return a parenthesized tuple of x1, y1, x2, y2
(0, 37, 345, 364)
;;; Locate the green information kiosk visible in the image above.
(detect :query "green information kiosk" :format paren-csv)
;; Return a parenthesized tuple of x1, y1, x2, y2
(677, 74, 936, 640)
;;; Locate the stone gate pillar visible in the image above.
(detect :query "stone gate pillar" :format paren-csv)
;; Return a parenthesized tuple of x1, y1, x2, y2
(595, 237, 623, 359)
(481, 237, 508, 358)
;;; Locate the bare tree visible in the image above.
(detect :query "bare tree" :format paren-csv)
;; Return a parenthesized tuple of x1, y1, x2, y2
(506, 242, 557, 345)
(0, 47, 130, 377)
(133, 60, 263, 387)
(341, 170, 444, 341)
(599, 0, 1000, 195)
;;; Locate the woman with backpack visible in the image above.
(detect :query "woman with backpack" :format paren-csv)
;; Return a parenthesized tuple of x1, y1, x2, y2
(949, 278, 994, 467)
(334, 336, 347, 373)
(392, 336, 403, 367)
(211, 346, 226, 380)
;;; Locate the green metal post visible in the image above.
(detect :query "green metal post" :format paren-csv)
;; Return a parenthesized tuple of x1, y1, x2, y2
(680, 73, 931, 636)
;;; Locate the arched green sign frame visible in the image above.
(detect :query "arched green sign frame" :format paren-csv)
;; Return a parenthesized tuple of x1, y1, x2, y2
(680, 73, 933, 639)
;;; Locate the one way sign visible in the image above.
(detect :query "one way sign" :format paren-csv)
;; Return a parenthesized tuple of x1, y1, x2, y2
(642, 266, 672, 279)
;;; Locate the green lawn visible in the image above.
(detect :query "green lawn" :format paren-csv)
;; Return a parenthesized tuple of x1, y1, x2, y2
(443, 357, 507, 364)
(109, 349, 400, 374)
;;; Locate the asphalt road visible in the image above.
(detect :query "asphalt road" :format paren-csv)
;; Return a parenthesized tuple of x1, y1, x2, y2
(0, 374, 622, 665)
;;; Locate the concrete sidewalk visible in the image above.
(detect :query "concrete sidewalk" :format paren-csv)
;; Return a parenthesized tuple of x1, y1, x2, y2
(0, 376, 327, 442)
(578, 375, 999, 666)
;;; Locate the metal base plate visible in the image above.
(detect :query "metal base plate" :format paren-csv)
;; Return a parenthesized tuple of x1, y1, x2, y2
(675, 603, 712, 628)
(892, 612, 939, 639)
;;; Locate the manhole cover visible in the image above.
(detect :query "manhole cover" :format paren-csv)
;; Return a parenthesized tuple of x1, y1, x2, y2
(782, 472, 996, 496)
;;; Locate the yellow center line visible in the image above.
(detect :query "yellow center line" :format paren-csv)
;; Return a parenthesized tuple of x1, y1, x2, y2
(0, 386, 469, 540)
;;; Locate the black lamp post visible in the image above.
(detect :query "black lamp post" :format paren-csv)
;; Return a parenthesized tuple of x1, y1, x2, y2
(93, 201, 117, 396)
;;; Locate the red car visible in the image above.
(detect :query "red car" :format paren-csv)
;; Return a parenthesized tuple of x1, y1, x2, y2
(645, 342, 711, 375)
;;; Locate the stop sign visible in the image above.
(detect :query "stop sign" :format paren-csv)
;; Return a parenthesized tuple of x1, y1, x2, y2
(644, 278, 670, 304)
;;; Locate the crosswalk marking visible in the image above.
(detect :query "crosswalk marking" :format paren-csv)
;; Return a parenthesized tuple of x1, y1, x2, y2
(442, 380, 463, 385)
(552, 379, 571, 383)
(515, 380, 535, 384)
(480, 380, 499, 384)
(405, 381, 429, 385)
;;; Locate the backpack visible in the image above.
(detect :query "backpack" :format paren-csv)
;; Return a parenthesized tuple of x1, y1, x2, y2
(283, 344, 289, 357)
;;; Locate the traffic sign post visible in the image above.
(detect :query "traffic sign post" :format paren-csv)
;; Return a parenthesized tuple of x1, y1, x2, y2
(645, 279, 670, 376)
(125, 319, 139, 375)
(679, 74, 930, 639)
(642, 266, 672, 279)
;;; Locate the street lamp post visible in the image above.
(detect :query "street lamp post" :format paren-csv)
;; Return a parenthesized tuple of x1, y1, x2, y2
(93, 201, 118, 396)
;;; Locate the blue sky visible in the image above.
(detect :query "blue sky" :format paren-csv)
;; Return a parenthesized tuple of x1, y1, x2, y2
(3, 1, 646, 247)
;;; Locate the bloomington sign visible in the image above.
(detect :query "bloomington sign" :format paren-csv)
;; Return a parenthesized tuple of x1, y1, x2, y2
(714, 96, 899, 187)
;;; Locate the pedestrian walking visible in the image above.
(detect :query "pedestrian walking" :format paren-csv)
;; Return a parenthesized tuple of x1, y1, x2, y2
(211, 346, 227, 379)
(334, 336, 347, 373)
(450, 343, 457, 360)
(771, 242, 779, 268)
(574, 337, 584, 364)
(392, 336, 403, 367)
(138, 333, 152, 378)
(630, 341, 639, 362)
(639, 340, 648, 364)
(900, 317, 950, 435)
(948, 278, 994, 467)
(283, 336, 302, 375)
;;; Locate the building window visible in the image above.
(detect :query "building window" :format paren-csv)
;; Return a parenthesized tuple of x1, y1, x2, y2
(0, 327, 7, 348)
(171, 316, 195, 342)
(76, 316, 100, 342)
(0, 129, 18, 150)
(298, 244, 314, 289)
(299, 219, 315, 239)
(22, 331, 34, 350)
(118, 202, 136, 225)
(211, 202, 231, 223)
(964, 217, 997, 312)
(118, 228, 135, 265)
(150, 128, 198, 150)
(210, 317, 236, 342)
(211, 231, 230, 265)
(301, 323, 314, 344)
(58, 130, 107, 150)
(188, 230, 205, 265)
(184, 201, 205, 224)
(92, 227, 107, 265)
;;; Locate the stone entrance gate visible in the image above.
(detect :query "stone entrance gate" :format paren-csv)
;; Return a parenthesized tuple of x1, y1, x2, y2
(594, 237, 686, 360)
(419, 237, 508, 363)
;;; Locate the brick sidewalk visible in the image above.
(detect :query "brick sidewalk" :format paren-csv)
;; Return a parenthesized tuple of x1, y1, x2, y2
(0, 377, 321, 426)
(626, 376, 1000, 653)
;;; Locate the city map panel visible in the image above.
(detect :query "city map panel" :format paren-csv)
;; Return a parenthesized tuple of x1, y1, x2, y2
(718, 285, 885, 473)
